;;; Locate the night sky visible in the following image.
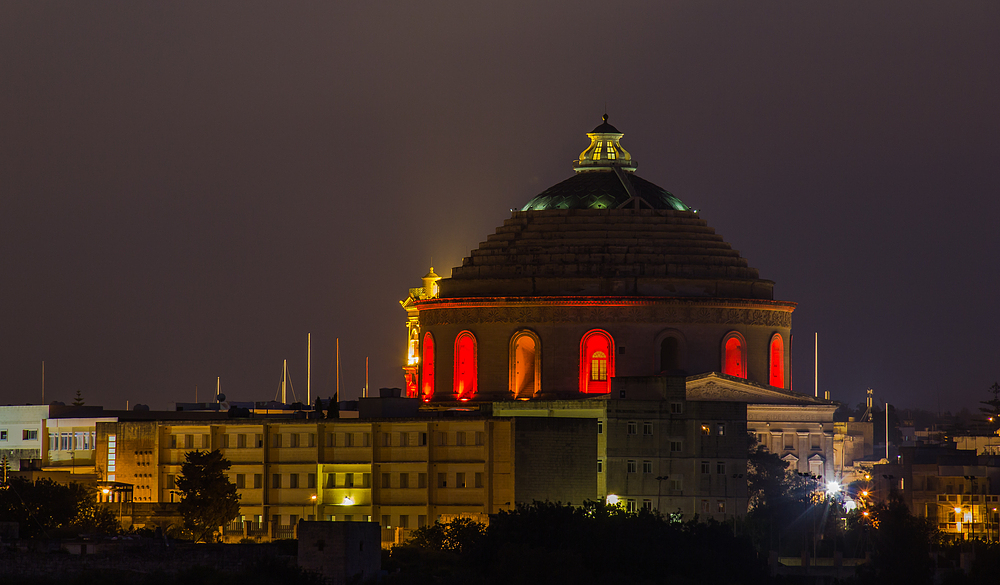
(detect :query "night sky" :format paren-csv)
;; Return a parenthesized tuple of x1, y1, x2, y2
(2, 2, 998, 413)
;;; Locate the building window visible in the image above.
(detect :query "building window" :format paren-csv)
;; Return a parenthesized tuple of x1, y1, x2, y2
(418, 515, 427, 528)
(701, 461, 710, 474)
(769, 333, 784, 388)
(22, 429, 37, 441)
(642, 461, 652, 474)
(289, 474, 299, 489)
(717, 500, 725, 513)
(717, 462, 726, 475)
(510, 330, 541, 399)
(236, 474, 246, 489)
(670, 402, 683, 414)
(272, 474, 281, 489)
(453, 331, 478, 401)
(456, 472, 466, 488)
(399, 473, 409, 488)
(643, 422, 653, 436)
(237, 434, 247, 448)
(347, 473, 356, 487)
(721, 331, 747, 378)
(627, 421, 637, 435)
(606, 144, 617, 160)
(382, 515, 391, 528)
(254, 474, 262, 489)
(580, 329, 615, 394)
(642, 499, 652, 511)
(419, 432, 428, 446)
(308, 473, 316, 489)
(626, 499, 636, 513)
(670, 440, 683, 453)
(456, 432, 466, 446)
(438, 473, 447, 488)
(701, 500, 710, 513)
(627, 460, 637, 473)
(669, 477, 682, 490)
(420, 332, 435, 402)
(382, 473, 391, 488)
(593, 141, 603, 160)
(659, 336, 681, 373)
(598, 460, 603, 473)
(0, 430, 6, 441)
(418, 473, 427, 488)
(597, 421, 603, 434)
(717, 424, 725, 436)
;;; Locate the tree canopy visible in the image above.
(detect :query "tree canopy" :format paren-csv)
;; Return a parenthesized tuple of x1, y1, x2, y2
(176, 449, 240, 542)
(0, 477, 117, 537)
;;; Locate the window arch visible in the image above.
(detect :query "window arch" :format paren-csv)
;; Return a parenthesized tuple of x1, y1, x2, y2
(453, 331, 478, 402)
(509, 330, 541, 400)
(655, 329, 687, 375)
(769, 333, 785, 388)
(580, 329, 615, 394)
(420, 332, 435, 402)
(721, 331, 747, 378)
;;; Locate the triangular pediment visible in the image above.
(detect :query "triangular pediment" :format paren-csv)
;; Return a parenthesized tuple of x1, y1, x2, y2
(686, 372, 832, 405)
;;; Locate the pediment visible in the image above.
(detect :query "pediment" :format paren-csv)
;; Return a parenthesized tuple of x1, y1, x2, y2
(686, 372, 831, 406)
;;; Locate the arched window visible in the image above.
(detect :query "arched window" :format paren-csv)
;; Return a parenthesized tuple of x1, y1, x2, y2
(721, 331, 747, 378)
(509, 330, 541, 400)
(769, 333, 785, 388)
(660, 337, 680, 373)
(453, 331, 477, 402)
(580, 329, 615, 394)
(420, 332, 435, 402)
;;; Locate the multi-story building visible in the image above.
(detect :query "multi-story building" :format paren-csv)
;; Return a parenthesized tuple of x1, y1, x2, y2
(95, 412, 595, 542)
(493, 375, 749, 520)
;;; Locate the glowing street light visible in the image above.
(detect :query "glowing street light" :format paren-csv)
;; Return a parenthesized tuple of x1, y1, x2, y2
(606, 494, 620, 506)
(826, 481, 841, 495)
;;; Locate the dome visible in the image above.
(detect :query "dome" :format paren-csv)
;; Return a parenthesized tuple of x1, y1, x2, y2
(522, 171, 689, 211)
(440, 116, 773, 300)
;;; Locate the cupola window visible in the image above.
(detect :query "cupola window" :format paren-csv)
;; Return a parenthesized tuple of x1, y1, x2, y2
(454, 331, 478, 401)
(721, 331, 747, 379)
(593, 142, 602, 160)
(769, 334, 784, 388)
(580, 329, 615, 394)
(509, 330, 541, 400)
(420, 333, 435, 402)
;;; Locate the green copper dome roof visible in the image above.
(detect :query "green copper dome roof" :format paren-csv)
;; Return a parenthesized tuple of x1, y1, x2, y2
(521, 171, 689, 211)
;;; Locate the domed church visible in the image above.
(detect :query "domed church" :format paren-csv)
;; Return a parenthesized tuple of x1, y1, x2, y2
(402, 115, 796, 402)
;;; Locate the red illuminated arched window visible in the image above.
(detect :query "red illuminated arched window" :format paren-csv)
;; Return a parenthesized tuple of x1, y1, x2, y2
(769, 333, 785, 388)
(509, 330, 541, 400)
(580, 329, 615, 394)
(453, 331, 478, 401)
(420, 332, 435, 402)
(721, 331, 747, 378)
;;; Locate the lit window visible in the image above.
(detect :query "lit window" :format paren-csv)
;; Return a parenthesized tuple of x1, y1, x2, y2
(590, 352, 607, 381)
(717, 424, 725, 436)
(607, 144, 617, 160)
(717, 500, 725, 513)
(580, 330, 615, 394)
(627, 460, 637, 473)
(593, 142, 602, 160)
(642, 461, 652, 474)
(722, 331, 747, 378)
(627, 422, 637, 435)
(769, 334, 785, 388)
(453, 331, 478, 401)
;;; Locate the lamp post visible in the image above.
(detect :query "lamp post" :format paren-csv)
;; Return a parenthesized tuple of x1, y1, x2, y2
(654, 476, 669, 514)
(311, 493, 318, 521)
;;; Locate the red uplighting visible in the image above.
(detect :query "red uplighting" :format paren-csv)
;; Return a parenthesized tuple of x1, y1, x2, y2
(722, 332, 746, 378)
(580, 329, 615, 394)
(769, 334, 784, 388)
(420, 332, 435, 401)
(454, 330, 477, 401)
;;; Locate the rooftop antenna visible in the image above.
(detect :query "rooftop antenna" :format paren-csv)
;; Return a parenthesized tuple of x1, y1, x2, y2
(41, 361, 44, 405)
(307, 333, 312, 406)
(336, 338, 340, 405)
(814, 333, 818, 398)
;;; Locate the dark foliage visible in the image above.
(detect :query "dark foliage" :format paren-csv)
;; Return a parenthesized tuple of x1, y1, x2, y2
(0, 477, 117, 537)
(176, 450, 240, 543)
(386, 501, 768, 585)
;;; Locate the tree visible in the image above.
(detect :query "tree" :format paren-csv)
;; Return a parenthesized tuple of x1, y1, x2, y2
(72, 389, 85, 407)
(326, 395, 339, 419)
(0, 477, 117, 537)
(313, 396, 325, 418)
(176, 450, 240, 542)
(979, 381, 1000, 433)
